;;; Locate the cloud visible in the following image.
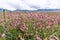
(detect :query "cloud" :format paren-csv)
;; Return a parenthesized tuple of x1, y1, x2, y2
(0, 0, 60, 11)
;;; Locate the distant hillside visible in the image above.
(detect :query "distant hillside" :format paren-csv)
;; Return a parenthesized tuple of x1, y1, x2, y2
(0, 8, 2, 12)
(0, 8, 60, 12)
(14, 9, 60, 12)
(37, 9, 60, 12)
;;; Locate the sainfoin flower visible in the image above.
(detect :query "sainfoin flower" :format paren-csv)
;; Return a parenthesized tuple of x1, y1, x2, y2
(37, 21, 44, 29)
(36, 36, 42, 40)
(46, 25, 51, 29)
(20, 23, 27, 32)
(1, 33, 5, 38)
(48, 21, 54, 26)
(0, 12, 60, 40)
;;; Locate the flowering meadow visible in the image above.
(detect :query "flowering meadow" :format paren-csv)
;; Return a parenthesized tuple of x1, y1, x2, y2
(0, 12, 60, 40)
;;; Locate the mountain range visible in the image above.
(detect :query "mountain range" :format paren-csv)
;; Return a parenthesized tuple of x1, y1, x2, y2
(0, 8, 60, 12)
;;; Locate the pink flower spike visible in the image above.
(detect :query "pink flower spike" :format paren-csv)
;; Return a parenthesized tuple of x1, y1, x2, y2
(1, 33, 5, 38)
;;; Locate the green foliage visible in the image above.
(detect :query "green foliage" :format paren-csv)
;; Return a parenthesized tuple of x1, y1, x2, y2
(0, 25, 4, 37)
(5, 28, 21, 40)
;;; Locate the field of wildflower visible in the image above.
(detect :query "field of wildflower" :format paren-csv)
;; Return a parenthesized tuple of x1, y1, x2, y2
(0, 12, 60, 40)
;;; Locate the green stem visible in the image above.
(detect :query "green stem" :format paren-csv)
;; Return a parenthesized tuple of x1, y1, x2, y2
(2, 9, 9, 39)
(2, 9, 8, 32)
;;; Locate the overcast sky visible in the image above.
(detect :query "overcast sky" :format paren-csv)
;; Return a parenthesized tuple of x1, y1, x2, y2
(0, 0, 60, 11)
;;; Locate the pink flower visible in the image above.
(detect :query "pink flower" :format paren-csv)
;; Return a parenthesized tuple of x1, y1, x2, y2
(48, 21, 54, 26)
(36, 36, 42, 40)
(37, 22, 43, 27)
(20, 23, 27, 32)
(50, 37, 56, 40)
(37, 22, 44, 29)
(20, 28, 25, 32)
(1, 33, 5, 38)
(46, 25, 51, 29)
